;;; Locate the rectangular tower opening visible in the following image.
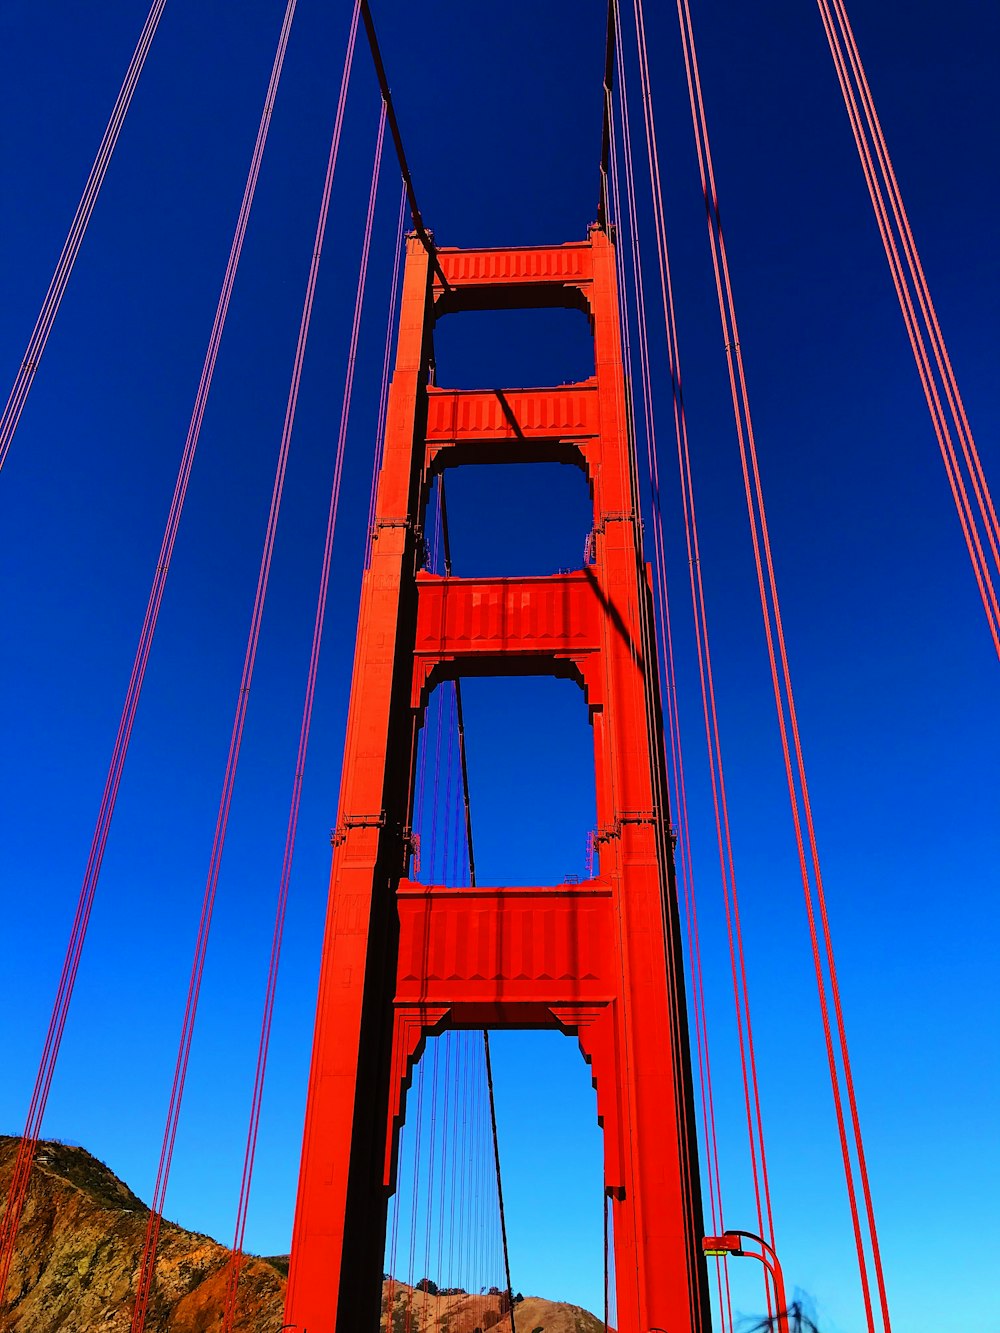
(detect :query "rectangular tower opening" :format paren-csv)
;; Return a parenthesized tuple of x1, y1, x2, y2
(433, 306, 594, 390)
(385, 1028, 605, 1326)
(412, 675, 596, 889)
(424, 463, 593, 579)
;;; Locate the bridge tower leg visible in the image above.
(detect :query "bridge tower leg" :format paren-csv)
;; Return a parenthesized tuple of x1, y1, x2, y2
(284, 227, 710, 1333)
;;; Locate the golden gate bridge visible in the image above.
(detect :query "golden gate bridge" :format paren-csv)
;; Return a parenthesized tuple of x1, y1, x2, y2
(0, 2, 996, 1331)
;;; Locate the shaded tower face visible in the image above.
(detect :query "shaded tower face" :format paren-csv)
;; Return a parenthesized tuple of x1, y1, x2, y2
(284, 228, 710, 1333)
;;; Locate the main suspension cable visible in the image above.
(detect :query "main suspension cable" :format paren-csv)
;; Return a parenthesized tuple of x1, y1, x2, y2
(596, 0, 618, 231)
(129, 10, 361, 1327)
(0, 0, 167, 476)
(358, 0, 448, 289)
(0, 0, 301, 1299)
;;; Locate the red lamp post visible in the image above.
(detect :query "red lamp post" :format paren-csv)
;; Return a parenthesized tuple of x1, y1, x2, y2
(701, 1230, 788, 1333)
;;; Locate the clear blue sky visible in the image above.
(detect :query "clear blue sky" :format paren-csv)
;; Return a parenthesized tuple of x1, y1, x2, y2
(0, 2, 997, 1331)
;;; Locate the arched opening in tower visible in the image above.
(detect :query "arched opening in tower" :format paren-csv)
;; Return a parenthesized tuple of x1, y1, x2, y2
(384, 1027, 606, 1330)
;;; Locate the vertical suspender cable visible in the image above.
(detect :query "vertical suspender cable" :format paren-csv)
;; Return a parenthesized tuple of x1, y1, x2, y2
(0, 0, 300, 1300)
(439, 478, 516, 1332)
(656, 0, 893, 1323)
(434, 1028, 453, 1293)
(610, 0, 730, 1247)
(447, 1028, 462, 1291)
(614, 137, 709, 1333)
(0, 0, 167, 475)
(421, 1034, 441, 1299)
(618, 4, 779, 1317)
(385, 610, 431, 1320)
(385, 1121, 404, 1324)
(609, 13, 748, 1329)
(455, 1032, 470, 1293)
(404, 638, 448, 1328)
(608, 28, 739, 1331)
(438, 480, 476, 889)
(815, 0, 999, 657)
(596, 13, 709, 1325)
(439, 689, 457, 889)
(129, 9, 361, 1328)
(220, 98, 386, 1332)
(403, 1032, 426, 1331)
(482, 1033, 516, 1333)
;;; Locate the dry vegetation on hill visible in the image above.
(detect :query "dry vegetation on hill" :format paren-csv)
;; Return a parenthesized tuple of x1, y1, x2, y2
(0, 1137, 604, 1332)
(0, 1137, 283, 1331)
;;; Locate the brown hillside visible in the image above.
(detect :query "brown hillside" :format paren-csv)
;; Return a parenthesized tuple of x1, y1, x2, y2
(382, 1281, 606, 1333)
(0, 1137, 284, 1331)
(0, 1138, 604, 1332)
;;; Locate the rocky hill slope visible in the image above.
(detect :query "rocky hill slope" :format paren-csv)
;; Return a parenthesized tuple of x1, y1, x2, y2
(0, 1137, 603, 1332)
(382, 1282, 604, 1333)
(0, 1137, 284, 1331)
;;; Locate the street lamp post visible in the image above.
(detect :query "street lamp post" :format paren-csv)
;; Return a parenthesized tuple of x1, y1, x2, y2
(702, 1229, 788, 1333)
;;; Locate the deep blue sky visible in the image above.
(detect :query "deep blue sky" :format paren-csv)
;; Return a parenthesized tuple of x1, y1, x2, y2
(0, 2, 997, 1330)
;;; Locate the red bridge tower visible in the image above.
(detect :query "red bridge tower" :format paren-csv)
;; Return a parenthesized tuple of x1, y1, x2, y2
(285, 226, 710, 1333)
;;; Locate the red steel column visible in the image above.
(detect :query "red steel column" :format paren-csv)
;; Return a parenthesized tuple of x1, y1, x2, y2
(284, 236, 432, 1333)
(587, 226, 707, 1333)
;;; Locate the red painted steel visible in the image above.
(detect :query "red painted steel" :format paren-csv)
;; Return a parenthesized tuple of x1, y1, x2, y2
(284, 228, 709, 1333)
(425, 382, 599, 442)
(412, 571, 604, 708)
